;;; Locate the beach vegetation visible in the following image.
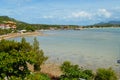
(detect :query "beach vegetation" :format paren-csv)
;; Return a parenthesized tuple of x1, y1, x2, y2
(8, 73, 50, 80)
(0, 29, 12, 35)
(95, 68, 118, 80)
(0, 38, 48, 79)
(60, 61, 94, 80)
(33, 37, 48, 71)
(0, 39, 35, 79)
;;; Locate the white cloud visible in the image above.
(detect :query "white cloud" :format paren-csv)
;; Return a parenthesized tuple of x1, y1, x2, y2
(62, 11, 92, 20)
(72, 11, 91, 18)
(43, 15, 53, 19)
(98, 9, 111, 18)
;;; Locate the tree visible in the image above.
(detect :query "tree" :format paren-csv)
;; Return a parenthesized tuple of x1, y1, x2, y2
(32, 37, 48, 71)
(95, 68, 118, 80)
(0, 38, 36, 79)
(60, 61, 94, 80)
(25, 26, 35, 32)
(20, 37, 32, 52)
(9, 73, 50, 80)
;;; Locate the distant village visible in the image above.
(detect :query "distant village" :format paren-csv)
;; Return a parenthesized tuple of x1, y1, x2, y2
(0, 21, 16, 29)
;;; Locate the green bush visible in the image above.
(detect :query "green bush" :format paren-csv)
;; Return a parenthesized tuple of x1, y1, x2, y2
(25, 73, 50, 80)
(0, 38, 48, 79)
(8, 73, 50, 80)
(60, 61, 94, 80)
(95, 68, 118, 80)
(33, 37, 48, 71)
(9, 76, 22, 80)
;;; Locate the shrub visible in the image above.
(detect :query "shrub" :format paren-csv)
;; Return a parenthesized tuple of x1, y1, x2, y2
(60, 61, 94, 80)
(0, 38, 48, 79)
(8, 73, 50, 80)
(25, 73, 50, 80)
(95, 68, 118, 80)
(32, 37, 48, 71)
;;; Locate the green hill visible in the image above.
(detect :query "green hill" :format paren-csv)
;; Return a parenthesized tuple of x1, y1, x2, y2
(0, 16, 16, 23)
(93, 21, 120, 27)
(0, 16, 27, 24)
(0, 16, 34, 30)
(0, 16, 79, 30)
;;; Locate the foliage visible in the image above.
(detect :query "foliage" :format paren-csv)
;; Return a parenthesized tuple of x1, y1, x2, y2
(33, 37, 48, 71)
(60, 61, 94, 80)
(0, 29, 12, 35)
(25, 25, 35, 32)
(25, 73, 50, 80)
(95, 68, 118, 80)
(0, 16, 17, 24)
(8, 73, 50, 80)
(0, 38, 47, 79)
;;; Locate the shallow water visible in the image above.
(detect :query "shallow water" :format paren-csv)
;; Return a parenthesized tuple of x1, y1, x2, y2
(10, 28, 120, 72)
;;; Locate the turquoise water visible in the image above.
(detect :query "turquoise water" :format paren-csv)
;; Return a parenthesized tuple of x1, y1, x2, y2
(11, 28, 120, 71)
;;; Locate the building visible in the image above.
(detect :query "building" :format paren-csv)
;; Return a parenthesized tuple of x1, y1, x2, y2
(0, 21, 17, 29)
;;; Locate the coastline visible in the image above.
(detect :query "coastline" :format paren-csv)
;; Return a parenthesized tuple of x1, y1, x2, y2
(0, 31, 45, 40)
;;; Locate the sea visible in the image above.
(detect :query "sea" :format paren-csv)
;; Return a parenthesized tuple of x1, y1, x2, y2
(10, 28, 120, 73)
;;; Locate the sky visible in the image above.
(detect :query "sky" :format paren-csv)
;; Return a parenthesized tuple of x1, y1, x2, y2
(0, 0, 120, 25)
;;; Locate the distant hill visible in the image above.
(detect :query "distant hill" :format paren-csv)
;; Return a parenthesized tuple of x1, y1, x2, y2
(95, 21, 120, 25)
(90, 21, 120, 28)
(0, 16, 16, 23)
(0, 16, 32, 30)
(107, 21, 120, 24)
(0, 16, 79, 30)
(0, 16, 27, 24)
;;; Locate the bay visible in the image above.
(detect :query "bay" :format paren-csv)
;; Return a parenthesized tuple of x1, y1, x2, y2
(10, 28, 120, 72)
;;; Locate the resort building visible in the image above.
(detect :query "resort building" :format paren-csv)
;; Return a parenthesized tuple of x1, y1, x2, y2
(0, 21, 17, 29)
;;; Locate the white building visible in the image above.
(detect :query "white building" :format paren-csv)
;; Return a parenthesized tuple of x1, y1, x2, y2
(0, 24, 16, 29)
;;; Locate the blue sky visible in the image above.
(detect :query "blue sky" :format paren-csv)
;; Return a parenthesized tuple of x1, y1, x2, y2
(0, 0, 120, 25)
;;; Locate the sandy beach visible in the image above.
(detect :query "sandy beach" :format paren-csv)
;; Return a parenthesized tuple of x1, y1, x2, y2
(0, 31, 45, 40)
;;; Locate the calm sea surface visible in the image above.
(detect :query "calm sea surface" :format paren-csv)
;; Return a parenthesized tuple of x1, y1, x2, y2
(10, 28, 120, 71)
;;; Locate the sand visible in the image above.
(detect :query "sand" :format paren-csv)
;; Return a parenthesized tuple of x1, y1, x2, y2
(40, 63, 62, 77)
(0, 31, 45, 40)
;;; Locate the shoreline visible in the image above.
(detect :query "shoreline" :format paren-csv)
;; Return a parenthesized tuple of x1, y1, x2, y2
(0, 31, 45, 40)
(40, 61, 120, 78)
